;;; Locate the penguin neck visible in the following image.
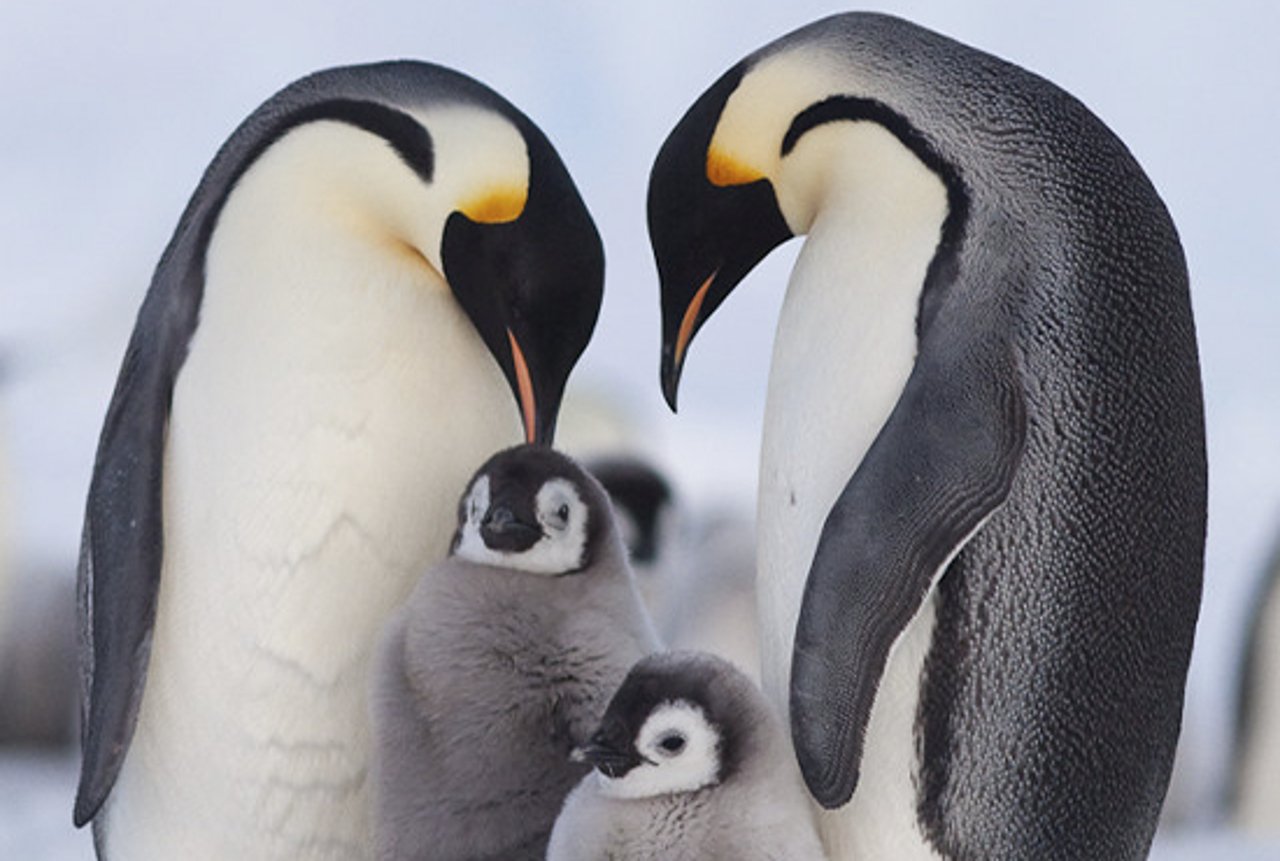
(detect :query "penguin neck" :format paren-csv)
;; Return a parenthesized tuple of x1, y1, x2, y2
(757, 120, 949, 700)
(208, 120, 452, 282)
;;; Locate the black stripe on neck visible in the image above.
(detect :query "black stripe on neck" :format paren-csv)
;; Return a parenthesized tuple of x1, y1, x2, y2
(782, 96, 969, 336)
(197, 98, 435, 259)
(173, 98, 437, 378)
(278, 99, 434, 182)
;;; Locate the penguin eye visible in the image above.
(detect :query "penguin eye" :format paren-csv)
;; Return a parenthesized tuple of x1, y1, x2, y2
(556, 503, 570, 522)
(657, 733, 686, 755)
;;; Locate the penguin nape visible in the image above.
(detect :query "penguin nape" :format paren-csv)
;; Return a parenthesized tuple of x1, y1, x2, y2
(648, 13, 1205, 860)
(369, 444, 658, 860)
(547, 650, 826, 861)
(73, 62, 603, 859)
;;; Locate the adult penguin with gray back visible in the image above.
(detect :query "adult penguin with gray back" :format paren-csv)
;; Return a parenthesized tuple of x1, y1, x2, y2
(369, 444, 657, 859)
(74, 62, 603, 859)
(648, 13, 1205, 859)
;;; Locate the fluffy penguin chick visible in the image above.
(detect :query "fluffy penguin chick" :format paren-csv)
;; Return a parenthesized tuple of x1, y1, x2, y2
(548, 651, 827, 860)
(369, 444, 657, 860)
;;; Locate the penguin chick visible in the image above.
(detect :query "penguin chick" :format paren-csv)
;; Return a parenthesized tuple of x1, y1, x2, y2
(369, 444, 658, 861)
(589, 455, 761, 680)
(548, 651, 827, 861)
(584, 455, 679, 614)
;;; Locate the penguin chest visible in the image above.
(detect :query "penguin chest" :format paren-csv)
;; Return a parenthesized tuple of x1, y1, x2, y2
(757, 180, 947, 857)
(107, 226, 520, 857)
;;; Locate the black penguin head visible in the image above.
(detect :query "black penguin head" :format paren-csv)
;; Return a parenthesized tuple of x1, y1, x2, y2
(648, 61, 794, 411)
(441, 111, 604, 447)
(574, 652, 757, 799)
(449, 444, 613, 576)
(650, 36, 960, 411)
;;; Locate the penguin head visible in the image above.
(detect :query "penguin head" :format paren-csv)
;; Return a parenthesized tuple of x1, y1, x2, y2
(649, 31, 929, 408)
(574, 652, 756, 799)
(450, 444, 614, 576)
(434, 102, 604, 446)
(210, 64, 603, 447)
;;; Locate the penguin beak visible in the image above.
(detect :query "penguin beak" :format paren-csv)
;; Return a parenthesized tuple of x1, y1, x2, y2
(660, 271, 716, 412)
(502, 324, 567, 447)
(480, 504, 542, 552)
(505, 328, 542, 444)
(572, 738, 645, 779)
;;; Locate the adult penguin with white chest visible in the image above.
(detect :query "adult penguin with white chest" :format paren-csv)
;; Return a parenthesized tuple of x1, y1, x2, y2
(73, 62, 603, 860)
(648, 13, 1205, 860)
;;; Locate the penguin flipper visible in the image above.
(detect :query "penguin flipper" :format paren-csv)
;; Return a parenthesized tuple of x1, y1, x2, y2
(74, 300, 191, 826)
(789, 331, 1026, 809)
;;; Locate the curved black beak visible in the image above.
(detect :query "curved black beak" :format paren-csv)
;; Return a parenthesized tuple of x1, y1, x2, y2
(659, 270, 717, 413)
(660, 343, 683, 413)
(505, 328, 558, 445)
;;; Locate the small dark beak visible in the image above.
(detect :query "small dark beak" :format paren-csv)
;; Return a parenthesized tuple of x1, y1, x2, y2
(480, 506, 542, 552)
(572, 739, 645, 779)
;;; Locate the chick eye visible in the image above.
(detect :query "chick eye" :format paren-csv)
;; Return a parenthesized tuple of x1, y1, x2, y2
(658, 733, 686, 755)
(556, 504, 570, 522)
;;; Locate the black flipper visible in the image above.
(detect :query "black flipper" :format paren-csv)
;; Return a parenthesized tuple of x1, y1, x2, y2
(71, 66, 443, 830)
(789, 326, 1026, 809)
(73, 273, 199, 827)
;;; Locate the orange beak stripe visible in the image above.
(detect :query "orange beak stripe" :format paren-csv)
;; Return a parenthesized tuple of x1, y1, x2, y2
(675, 271, 716, 370)
(507, 328, 537, 444)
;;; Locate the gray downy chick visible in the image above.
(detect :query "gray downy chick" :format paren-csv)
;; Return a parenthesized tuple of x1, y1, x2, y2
(548, 651, 827, 860)
(369, 444, 659, 860)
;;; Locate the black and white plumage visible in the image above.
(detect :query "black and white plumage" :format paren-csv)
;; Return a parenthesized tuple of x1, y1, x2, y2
(649, 13, 1205, 859)
(74, 63, 603, 859)
(369, 444, 658, 860)
(547, 651, 826, 860)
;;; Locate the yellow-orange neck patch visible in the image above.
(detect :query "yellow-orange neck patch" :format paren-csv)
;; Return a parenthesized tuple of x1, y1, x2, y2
(460, 184, 528, 224)
(706, 146, 765, 187)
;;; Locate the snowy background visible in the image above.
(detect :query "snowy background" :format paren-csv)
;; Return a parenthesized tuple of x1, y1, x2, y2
(2, 1, 1278, 857)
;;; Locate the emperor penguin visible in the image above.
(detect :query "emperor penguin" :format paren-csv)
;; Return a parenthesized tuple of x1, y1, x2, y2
(73, 62, 604, 860)
(369, 444, 657, 859)
(647, 13, 1205, 859)
(547, 650, 826, 860)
